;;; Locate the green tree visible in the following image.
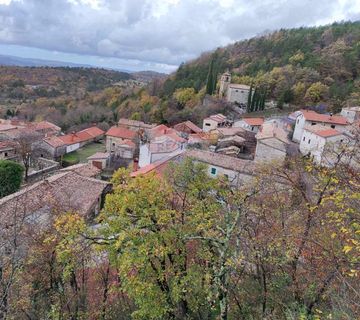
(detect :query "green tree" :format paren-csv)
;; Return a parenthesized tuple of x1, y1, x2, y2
(0, 160, 24, 198)
(206, 59, 215, 95)
(99, 166, 211, 319)
(247, 84, 253, 112)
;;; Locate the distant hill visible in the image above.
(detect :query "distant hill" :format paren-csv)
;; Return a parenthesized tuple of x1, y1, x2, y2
(0, 65, 132, 88)
(163, 21, 360, 111)
(0, 55, 168, 81)
(131, 70, 168, 83)
(0, 54, 94, 68)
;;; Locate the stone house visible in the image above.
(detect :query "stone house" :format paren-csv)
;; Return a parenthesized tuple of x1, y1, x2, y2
(138, 125, 187, 168)
(0, 141, 17, 160)
(255, 123, 290, 164)
(0, 168, 111, 224)
(31, 121, 61, 137)
(340, 106, 360, 124)
(105, 126, 138, 156)
(292, 110, 348, 142)
(59, 126, 105, 154)
(39, 136, 67, 159)
(202, 114, 229, 132)
(173, 121, 202, 135)
(184, 149, 255, 187)
(234, 118, 264, 133)
(299, 125, 350, 166)
(87, 152, 110, 170)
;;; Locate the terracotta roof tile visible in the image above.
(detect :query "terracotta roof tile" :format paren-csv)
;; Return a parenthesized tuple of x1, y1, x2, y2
(131, 152, 182, 177)
(173, 121, 202, 133)
(43, 136, 66, 148)
(300, 110, 348, 125)
(106, 126, 137, 140)
(304, 125, 343, 138)
(32, 121, 61, 132)
(205, 114, 227, 123)
(243, 118, 265, 126)
(79, 126, 105, 138)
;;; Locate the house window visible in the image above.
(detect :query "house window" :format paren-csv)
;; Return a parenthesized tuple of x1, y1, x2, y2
(210, 167, 217, 175)
(112, 143, 115, 146)
(4, 152, 7, 157)
(311, 122, 316, 126)
(331, 125, 335, 129)
(297, 119, 299, 124)
(205, 123, 211, 126)
(308, 139, 311, 144)
(251, 126, 254, 131)
(303, 136, 305, 141)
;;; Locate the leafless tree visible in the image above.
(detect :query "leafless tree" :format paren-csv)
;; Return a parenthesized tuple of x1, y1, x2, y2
(14, 130, 42, 182)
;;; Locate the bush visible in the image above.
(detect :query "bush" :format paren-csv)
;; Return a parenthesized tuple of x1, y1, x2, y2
(0, 160, 24, 198)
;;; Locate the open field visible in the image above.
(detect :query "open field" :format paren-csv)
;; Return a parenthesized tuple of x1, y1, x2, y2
(62, 142, 106, 165)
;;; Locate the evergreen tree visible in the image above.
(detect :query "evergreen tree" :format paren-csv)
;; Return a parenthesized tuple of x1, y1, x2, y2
(206, 59, 215, 95)
(247, 84, 253, 112)
(250, 88, 258, 112)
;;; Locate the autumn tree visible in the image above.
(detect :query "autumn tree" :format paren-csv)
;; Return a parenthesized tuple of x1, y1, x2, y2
(305, 81, 329, 103)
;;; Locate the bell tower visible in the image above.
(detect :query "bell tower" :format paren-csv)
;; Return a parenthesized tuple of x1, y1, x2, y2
(219, 72, 231, 98)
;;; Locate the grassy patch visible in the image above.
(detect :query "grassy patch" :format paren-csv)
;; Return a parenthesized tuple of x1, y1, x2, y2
(62, 142, 106, 166)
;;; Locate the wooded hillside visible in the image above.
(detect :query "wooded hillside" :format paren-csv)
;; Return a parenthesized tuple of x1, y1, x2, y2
(163, 21, 360, 111)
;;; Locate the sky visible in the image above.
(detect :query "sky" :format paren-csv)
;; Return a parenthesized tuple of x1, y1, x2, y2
(0, 0, 359, 73)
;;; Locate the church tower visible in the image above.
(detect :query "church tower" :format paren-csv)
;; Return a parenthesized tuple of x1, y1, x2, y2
(219, 72, 231, 98)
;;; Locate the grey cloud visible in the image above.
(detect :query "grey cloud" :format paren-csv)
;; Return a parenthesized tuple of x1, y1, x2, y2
(0, 0, 359, 70)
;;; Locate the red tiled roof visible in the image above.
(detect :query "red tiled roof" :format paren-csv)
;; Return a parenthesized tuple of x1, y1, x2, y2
(300, 110, 348, 125)
(148, 125, 186, 143)
(79, 126, 105, 138)
(32, 121, 61, 132)
(43, 136, 66, 148)
(305, 126, 342, 138)
(205, 114, 227, 123)
(106, 126, 137, 140)
(243, 118, 264, 126)
(173, 121, 202, 134)
(149, 124, 171, 137)
(59, 133, 85, 145)
(131, 153, 181, 177)
(59, 126, 104, 145)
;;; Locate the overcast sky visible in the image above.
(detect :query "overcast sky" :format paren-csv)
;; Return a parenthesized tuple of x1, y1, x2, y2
(0, 0, 359, 73)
